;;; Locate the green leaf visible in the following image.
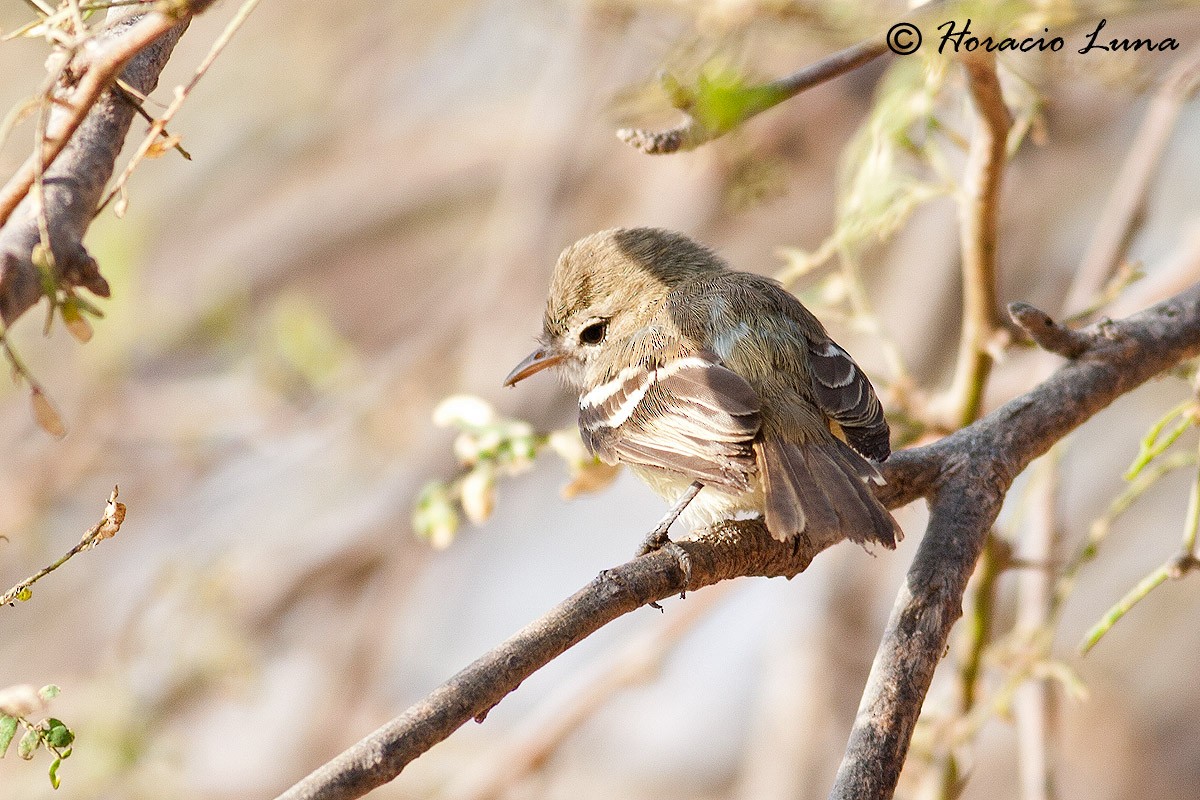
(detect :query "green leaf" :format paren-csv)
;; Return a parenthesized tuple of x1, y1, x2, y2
(38, 685, 61, 702)
(49, 755, 62, 789)
(45, 719, 73, 749)
(0, 714, 17, 758)
(412, 481, 459, 549)
(690, 62, 786, 136)
(67, 291, 105, 318)
(18, 727, 41, 759)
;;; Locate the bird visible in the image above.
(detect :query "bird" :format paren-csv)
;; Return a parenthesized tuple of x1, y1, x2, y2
(504, 227, 900, 557)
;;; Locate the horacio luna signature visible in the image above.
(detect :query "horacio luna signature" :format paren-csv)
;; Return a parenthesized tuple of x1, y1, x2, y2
(937, 18, 1180, 55)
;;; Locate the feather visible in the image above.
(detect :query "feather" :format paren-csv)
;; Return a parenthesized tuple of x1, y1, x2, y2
(755, 438, 899, 548)
(578, 354, 761, 492)
(806, 340, 890, 462)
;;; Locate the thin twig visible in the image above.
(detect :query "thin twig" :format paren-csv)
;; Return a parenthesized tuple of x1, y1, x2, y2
(1054, 450, 1196, 614)
(1, 487, 125, 606)
(0, 3, 204, 326)
(99, 0, 263, 215)
(1080, 436, 1200, 654)
(1012, 452, 1062, 800)
(941, 51, 1011, 429)
(111, 79, 192, 160)
(1062, 42, 1200, 318)
(616, 1, 947, 155)
(617, 38, 885, 155)
(0, 0, 216, 228)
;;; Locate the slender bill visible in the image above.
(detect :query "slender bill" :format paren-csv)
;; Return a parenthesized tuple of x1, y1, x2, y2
(503, 347, 564, 386)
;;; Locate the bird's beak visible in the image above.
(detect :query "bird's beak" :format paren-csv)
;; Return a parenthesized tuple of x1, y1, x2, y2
(504, 346, 564, 387)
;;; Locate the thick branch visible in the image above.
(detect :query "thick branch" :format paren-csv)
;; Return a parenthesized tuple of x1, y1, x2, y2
(830, 280, 1200, 800)
(0, 2, 215, 326)
(278, 280, 1200, 800)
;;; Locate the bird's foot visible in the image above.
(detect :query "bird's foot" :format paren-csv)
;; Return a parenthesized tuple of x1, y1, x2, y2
(636, 526, 693, 604)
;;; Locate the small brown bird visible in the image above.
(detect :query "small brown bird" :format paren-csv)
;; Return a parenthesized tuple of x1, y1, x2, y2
(505, 227, 899, 553)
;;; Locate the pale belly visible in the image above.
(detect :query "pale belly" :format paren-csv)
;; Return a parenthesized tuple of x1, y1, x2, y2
(629, 465, 765, 531)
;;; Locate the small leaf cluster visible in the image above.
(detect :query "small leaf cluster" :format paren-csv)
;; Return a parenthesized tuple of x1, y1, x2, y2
(0, 684, 75, 790)
(413, 396, 619, 548)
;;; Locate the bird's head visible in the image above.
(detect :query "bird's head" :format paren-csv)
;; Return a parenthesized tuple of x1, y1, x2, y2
(504, 227, 725, 392)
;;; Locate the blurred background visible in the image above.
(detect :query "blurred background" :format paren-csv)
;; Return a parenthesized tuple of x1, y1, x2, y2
(2, 1, 1199, 798)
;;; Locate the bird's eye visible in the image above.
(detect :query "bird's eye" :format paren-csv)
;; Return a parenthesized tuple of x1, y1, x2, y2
(579, 320, 608, 345)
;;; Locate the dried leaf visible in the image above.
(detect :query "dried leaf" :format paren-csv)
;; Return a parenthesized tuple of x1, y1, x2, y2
(145, 133, 181, 159)
(60, 300, 93, 343)
(561, 461, 621, 500)
(93, 486, 126, 544)
(30, 387, 66, 439)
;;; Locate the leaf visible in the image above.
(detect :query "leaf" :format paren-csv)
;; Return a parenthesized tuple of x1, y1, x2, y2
(0, 715, 17, 758)
(690, 61, 786, 136)
(37, 686, 60, 702)
(145, 133, 181, 159)
(433, 395, 496, 429)
(412, 481, 459, 549)
(60, 299, 93, 343)
(18, 727, 40, 760)
(49, 755, 62, 789)
(459, 468, 496, 525)
(31, 386, 67, 438)
(44, 719, 73, 749)
(561, 460, 621, 500)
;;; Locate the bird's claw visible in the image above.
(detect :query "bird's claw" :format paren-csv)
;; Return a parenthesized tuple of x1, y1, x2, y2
(636, 527, 693, 603)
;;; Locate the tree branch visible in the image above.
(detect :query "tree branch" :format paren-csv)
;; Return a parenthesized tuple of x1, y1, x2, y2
(615, 1, 946, 155)
(616, 37, 887, 155)
(830, 279, 1200, 800)
(275, 520, 841, 800)
(276, 278, 1200, 800)
(941, 51, 1011, 428)
(0, 1, 216, 326)
(1008, 302, 1097, 359)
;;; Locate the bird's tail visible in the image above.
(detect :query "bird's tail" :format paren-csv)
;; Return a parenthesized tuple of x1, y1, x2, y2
(755, 438, 900, 549)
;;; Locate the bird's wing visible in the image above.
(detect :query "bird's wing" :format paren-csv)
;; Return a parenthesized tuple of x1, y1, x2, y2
(577, 353, 761, 491)
(802, 337, 890, 462)
(669, 271, 890, 462)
